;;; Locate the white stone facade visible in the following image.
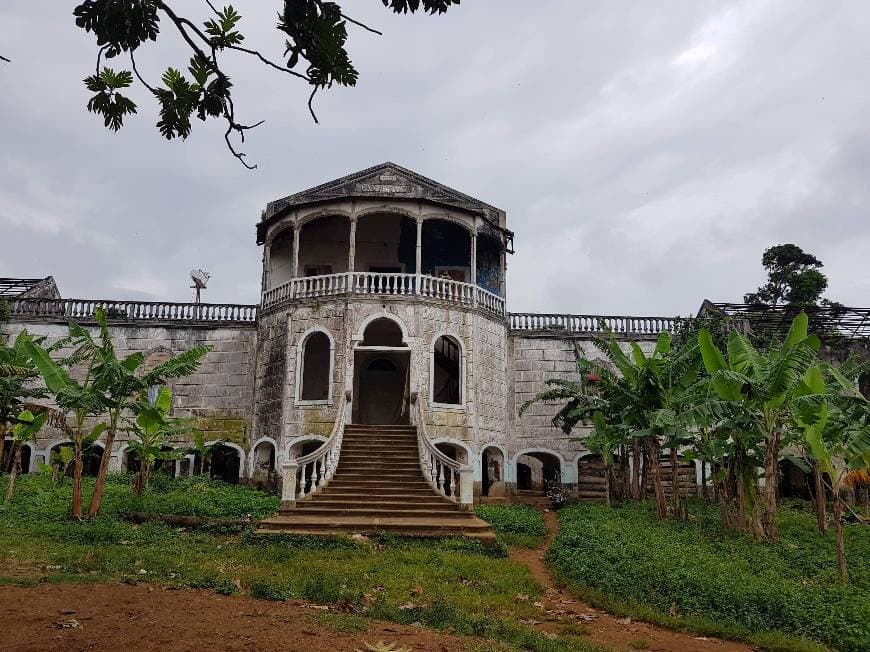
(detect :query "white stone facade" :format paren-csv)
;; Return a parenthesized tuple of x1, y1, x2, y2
(1, 164, 683, 498)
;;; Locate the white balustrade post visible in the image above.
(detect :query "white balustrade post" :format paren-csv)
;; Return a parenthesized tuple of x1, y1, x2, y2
(458, 464, 474, 510)
(281, 459, 299, 508)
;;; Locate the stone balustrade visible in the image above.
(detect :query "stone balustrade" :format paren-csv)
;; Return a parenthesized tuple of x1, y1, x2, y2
(6, 297, 258, 326)
(508, 312, 683, 337)
(262, 271, 506, 319)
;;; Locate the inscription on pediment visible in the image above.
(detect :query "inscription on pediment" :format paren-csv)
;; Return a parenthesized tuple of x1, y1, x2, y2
(354, 171, 417, 195)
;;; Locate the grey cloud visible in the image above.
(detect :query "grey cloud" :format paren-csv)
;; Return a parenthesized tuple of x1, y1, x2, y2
(0, 1, 867, 313)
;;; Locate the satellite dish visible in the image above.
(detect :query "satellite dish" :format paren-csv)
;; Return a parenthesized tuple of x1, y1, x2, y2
(189, 269, 211, 304)
(190, 269, 210, 289)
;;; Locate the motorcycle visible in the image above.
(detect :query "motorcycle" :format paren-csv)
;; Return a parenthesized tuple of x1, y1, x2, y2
(545, 479, 566, 510)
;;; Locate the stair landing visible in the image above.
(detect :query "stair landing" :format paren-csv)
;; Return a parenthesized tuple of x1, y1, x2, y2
(257, 424, 494, 541)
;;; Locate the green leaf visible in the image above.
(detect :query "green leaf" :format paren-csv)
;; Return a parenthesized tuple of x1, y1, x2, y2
(698, 329, 728, 376)
(782, 312, 808, 351)
(21, 335, 73, 395)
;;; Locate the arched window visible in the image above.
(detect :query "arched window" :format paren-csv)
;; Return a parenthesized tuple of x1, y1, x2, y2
(362, 317, 405, 347)
(432, 335, 462, 405)
(300, 331, 331, 402)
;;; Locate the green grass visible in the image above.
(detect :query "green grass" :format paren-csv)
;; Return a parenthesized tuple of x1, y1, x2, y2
(547, 501, 870, 652)
(475, 504, 547, 548)
(0, 474, 600, 652)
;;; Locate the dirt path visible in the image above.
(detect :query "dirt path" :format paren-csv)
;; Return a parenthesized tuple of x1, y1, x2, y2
(507, 510, 752, 652)
(0, 583, 482, 652)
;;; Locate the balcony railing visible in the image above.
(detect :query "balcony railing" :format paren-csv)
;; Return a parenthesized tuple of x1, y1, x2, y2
(6, 297, 258, 326)
(509, 312, 683, 337)
(263, 271, 506, 318)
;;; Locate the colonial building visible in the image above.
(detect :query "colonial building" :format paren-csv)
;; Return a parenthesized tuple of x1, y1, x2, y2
(5, 163, 865, 532)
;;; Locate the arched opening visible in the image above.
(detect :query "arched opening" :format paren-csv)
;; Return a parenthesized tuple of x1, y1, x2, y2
(476, 233, 504, 296)
(50, 443, 103, 477)
(1, 440, 32, 475)
(778, 458, 812, 500)
(123, 447, 142, 474)
(208, 444, 241, 484)
(362, 317, 405, 347)
(432, 335, 462, 405)
(481, 446, 505, 497)
(422, 219, 471, 281)
(251, 440, 277, 484)
(153, 446, 177, 479)
(354, 213, 417, 273)
(516, 452, 561, 494)
(267, 227, 295, 288)
(300, 331, 332, 402)
(299, 214, 351, 276)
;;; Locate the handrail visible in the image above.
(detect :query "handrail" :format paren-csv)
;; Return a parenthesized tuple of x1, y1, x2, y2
(7, 297, 258, 325)
(262, 271, 506, 319)
(280, 390, 347, 506)
(411, 395, 474, 509)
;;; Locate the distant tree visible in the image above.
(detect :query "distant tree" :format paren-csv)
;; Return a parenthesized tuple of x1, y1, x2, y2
(9, 1, 458, 169)
(744, 244, 829, 307)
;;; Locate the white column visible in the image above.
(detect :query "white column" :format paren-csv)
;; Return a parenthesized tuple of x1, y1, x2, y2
(262, 242, 271, 292)
(292, 224, 301, 278)
(415, 218, 423, 294)
(470, 232, 477, 285)
(348, 217, 357, 273)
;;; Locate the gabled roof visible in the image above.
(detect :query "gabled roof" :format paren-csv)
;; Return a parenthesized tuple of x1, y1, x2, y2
(257, 162, 511, 245)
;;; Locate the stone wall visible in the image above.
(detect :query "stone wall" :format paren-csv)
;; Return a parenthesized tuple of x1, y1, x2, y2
(1, 319, 257, 468)
(506, 333, 658, 487)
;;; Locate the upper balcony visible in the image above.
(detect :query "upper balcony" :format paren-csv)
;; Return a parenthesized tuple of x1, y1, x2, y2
(258, 163, 513, 320)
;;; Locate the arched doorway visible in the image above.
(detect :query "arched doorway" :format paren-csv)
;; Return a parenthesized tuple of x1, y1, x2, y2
(2, 440, 32, 475)
(516, 452, 561, 494)
(353, 317, 410, 425)
(481, 446, 505, 497)
(208, 444, 241, 484)
(779, 459, 812, 500)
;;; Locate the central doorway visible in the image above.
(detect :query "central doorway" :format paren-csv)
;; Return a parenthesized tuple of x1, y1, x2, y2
(353, 350, 410, 424)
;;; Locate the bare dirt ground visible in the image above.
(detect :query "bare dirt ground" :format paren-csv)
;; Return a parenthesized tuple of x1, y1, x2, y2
(506, 509, 752, 652)
(0, 583, 483, 652)
(0, 511, 756, 652)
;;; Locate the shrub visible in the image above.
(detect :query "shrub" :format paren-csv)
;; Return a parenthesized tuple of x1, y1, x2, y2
(547, 502, 870, 652)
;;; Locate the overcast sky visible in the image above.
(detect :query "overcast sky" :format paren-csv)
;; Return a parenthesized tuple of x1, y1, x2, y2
(1, 1, 868, 315)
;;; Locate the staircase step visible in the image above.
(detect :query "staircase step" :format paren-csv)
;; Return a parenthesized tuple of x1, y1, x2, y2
(290, 506, 467, 518)
(337, 463, 421, 471)
(299, 497, 453, 507)
(258, 515, 493, 538)
(318, 487, 441, 497)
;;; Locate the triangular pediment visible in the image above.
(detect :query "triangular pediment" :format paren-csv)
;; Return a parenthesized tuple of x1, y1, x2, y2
(263, 162, 501, 220)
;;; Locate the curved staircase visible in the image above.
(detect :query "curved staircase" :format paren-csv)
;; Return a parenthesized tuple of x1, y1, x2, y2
(258, 424, 494, 541)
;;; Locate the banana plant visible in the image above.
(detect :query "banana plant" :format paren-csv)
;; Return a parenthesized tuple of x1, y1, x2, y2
(698, 312, 821, 541)
(584, 411, 623, 507)
(21, 328, 109, 518)
(124, 387, 196, 494)
(32, 307, 211, 516)
(792, 362, 869, 582)
(3, 409, 46, 502)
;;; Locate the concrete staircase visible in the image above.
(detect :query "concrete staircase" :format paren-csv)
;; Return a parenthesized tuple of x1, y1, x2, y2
(258, 424, 493, 540)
